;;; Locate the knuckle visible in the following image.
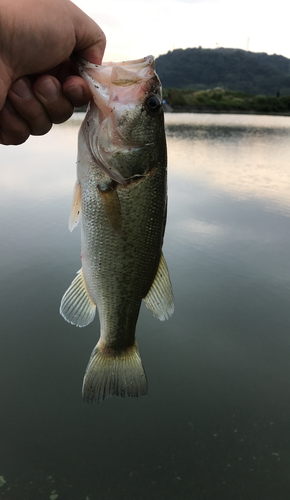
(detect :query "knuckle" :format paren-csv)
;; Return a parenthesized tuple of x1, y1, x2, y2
(30, 119, 52, 136)
(50, 104, 74, 125)
(1, 128, 30, 145)
(0, 100, 31, 144)
(10, 128, 30, 145)
(11, 122, 30, 144)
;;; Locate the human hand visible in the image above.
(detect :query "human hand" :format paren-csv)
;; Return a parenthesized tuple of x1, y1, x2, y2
(0, 0, 106, 145)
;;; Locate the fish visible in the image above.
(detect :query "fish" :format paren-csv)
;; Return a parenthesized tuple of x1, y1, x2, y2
(60, 55, 174, 403)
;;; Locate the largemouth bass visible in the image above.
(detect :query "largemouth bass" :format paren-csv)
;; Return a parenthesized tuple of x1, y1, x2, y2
(60, 55, 174, 403)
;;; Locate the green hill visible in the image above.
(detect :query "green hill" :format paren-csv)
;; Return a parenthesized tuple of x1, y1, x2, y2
(155, 47, 290, 96)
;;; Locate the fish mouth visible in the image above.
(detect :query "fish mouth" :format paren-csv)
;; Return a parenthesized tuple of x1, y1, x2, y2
(75, 54, 160, 186)
(72, 53, 157, 114)
(72, 54, 155, 93)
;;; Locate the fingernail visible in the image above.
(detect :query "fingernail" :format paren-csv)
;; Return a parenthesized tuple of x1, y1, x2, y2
(37, 78, 59, 100)
(11, 79, 32, 100)
(65, 84, 84, 101)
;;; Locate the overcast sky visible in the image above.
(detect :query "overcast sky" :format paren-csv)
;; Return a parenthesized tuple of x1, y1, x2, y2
(73, 0, 290, 63)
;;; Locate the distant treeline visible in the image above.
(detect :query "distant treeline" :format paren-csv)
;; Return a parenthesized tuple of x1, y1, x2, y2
(155, 47, 290, 96)
(163, 88, 290, 115)
(75, 89, 290, 115)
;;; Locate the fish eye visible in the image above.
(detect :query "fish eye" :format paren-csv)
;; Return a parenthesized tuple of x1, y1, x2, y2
(146, 95, 161, 113)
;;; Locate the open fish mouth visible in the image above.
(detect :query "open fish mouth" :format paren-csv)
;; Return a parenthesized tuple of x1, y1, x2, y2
(72, 54, 155, 92)
(72, 53, 158, 116)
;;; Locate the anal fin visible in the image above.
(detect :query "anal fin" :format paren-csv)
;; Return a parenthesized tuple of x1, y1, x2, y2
(143, 252, 174, 321)
(60, 269, 96, 327)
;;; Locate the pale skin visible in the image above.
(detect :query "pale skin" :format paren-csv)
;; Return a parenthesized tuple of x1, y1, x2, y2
(0, 0, 106, 145)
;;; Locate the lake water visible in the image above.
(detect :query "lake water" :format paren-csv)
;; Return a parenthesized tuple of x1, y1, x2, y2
(1, 112, 290, 499)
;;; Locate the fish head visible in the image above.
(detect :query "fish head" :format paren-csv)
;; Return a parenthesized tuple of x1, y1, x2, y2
(74, 55, 166, 185)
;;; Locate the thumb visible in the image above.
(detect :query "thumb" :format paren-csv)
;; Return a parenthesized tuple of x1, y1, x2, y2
(70, 4, 106, 65)
(77, 28, 106, 65)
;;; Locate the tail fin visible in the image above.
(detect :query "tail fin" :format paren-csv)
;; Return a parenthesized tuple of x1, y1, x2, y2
(82, 341, 148, 403)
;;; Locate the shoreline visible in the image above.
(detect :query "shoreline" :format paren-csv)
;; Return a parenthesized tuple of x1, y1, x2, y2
(75, 107, 290, 117)
(167, 106, 290, 116)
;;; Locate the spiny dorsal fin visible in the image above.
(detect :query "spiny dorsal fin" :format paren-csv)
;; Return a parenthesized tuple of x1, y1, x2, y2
(143, 252, 174, 321)
(60, 269, 96, 327)
(69, 181, 81, 232)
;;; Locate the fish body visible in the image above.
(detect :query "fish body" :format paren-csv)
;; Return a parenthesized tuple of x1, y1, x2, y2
(60, 56, 174, 403)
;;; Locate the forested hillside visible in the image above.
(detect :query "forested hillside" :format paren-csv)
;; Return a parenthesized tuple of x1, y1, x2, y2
(155, 48, 290, 96)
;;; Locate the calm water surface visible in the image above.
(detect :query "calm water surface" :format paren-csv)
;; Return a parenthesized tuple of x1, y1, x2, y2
(1, 113, 290, 499)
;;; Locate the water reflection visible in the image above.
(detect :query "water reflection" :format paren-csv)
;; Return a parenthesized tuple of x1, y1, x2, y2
(1, 112, 290, 499)
(2, 112, 290, 210)
(1, 121, 80, 200)
(165, 113, 290, 213)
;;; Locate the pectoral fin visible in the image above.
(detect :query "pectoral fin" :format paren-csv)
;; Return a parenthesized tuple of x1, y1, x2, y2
(60, 269, 96, 327)
(69, 181, 82, 232)
(98, 181, 122, 236)
(143, 252, 174, 321)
